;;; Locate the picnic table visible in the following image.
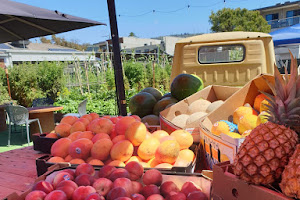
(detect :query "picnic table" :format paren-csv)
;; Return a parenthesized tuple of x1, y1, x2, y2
(0, 146, 46, 199)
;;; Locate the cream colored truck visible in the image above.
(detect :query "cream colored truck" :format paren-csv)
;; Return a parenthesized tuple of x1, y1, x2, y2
(171, 32, 276, 86)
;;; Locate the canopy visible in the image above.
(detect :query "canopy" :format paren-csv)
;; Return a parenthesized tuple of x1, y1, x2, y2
(0, 0, 105, 43)
(269, 23, 300, 46)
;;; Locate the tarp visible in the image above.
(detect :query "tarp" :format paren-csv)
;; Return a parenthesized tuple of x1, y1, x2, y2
(0, 0, 105, 43)
(269, 23, 300, 46)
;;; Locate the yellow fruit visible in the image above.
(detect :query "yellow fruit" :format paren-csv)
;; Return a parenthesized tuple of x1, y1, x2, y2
(223, 131, 243, 139)
(241, 130, 252, 137)
(253, 93, 268, 112)
(170, 130, 193, 150)
(233, 106, 257, 125)
(238, 114, 258, 134)
(137, 137, 160, 161)
(155, 140, 180, 164)
(256, 111, 270, 126)
(211, 121, 231, 136)
(260, 99, 271, 113)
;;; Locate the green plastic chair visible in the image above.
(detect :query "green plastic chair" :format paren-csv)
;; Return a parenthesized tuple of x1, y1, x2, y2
(5, 105, 43, 146)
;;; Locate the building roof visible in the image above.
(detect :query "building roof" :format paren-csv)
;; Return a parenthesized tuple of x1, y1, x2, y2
(255, 1, 300, 11)
(0, 42, 78, 52)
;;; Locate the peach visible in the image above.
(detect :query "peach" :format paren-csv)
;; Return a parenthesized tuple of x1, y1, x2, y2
(110, 126, 117, 139)
(181, 181, 201, 197)
(52, 172, 74, 188)
(142, 169, 162, 186)
(131, 115, 141, 121)
(155, 163, 173, 169)
(112, 135, 126, 144)
(77, 117, 90, 127)
(91, 138, 113, 161)
(81, 114, 93, 122)
(77, 131, 94, 140)
(98, 165, 116, 178)
(145, 131, 152, 139)
(62, 169, 75, 177)
(166, 192, 186, 200)
(131, 194, 145, 200)
(110, 140, 134, 162)
(89, 113, 100, 120)
(107, 187, 127, 200)
(61, 116, 78, 125)
(147, 157, 161, 168)
(160, 181, 180, 197)
(32, 180, 53, 194)
(85, 193, 105, 200)
(125, 161, 144, 181)
(115, 198, 131, 200)
(76, 163, 95, 176)
(131, 181, 143, 194)
(159, 136, 176, 143)
(68, 131, 82, 142)
(108, 168, 130, 182)
(56, 180, 78, 199)
(155, 140, 180, 164)
(69, 158, 85, 164)
(92, 178, 113, 196)
(45, 190, 67, 200)
(141, 184, 160, 199)
(186, 191, 208, 200)
(113, 177, 133, 196)
(72, 186, 96, 200)
(146, 194, 164, 200)
(69, 138, 93, 160)
(91, 133, 110, 143)
(55, 123, 72, 137)
(51, 138, 72, 158)
(109, 116, 119, 124)
(108, 160, 126, 167)
(25, 190, 47, 200)
(64, 155, 73, 162)
(75, 174, 95, 186)
(88, 159, 104, 166)
(152, 130, 169, 140)
(137, 137, 160, 161)
(140, 162, 151, 168)
(115, 116, 136, 135)
(70, 121, 86, 134)
(125, 156, 142, 164)
(125, 121, 147, 146)
(48, 156, 65, 163)
(45, 132, 58, 138)
(87, 118, 113, 135)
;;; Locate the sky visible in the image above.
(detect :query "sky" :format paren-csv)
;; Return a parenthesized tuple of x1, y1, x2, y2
(12, 0, 290, 44)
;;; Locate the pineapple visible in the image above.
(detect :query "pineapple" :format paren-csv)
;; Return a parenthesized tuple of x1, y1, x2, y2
(280, 144, 300, 198)
(233, 51, 300, 185)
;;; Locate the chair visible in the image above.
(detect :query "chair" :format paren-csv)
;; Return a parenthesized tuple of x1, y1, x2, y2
(64, 99, 87, 118)
(32, 97, 54, 107)
(5, 105, 43, 146)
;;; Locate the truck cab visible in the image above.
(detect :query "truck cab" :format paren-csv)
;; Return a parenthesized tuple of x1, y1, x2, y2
(171, 32, 276, 86)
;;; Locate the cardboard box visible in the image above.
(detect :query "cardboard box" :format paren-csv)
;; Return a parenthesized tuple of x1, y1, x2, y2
(211, 162, 292, 200)
(199, 74, 275, 169)
(6, 163, 212, 200)
(160, 85, 240, 142)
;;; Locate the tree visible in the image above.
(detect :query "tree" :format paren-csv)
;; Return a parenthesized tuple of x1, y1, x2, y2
(129, 32, 136, 37)
(39, 36, 51, 43)
(209, 8, 271, 33)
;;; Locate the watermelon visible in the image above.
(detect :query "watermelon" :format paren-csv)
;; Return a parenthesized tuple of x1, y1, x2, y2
(141, 87, 163, 101)
(129, 92, 157, 117)
(152, 97, 178, 116)
(171, 74, 204, 101)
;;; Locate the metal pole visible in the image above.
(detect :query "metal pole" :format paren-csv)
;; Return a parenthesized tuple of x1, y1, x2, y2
(107, 0, 127, 116)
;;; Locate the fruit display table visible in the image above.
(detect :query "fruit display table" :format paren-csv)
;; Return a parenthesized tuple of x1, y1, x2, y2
(27, 106, 63, 134)
(0, 146, 46, 199)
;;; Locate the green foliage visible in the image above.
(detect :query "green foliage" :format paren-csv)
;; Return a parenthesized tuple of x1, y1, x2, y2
(0, 69, 11, 105)
(209, 8, 271, 33)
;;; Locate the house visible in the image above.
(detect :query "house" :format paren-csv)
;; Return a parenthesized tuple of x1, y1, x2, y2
(88, 36, 184, 56)
(256, 1, 300, 31)
(0, 40, 96, 67)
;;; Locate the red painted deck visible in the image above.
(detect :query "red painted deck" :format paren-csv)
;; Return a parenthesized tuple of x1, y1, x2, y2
(0, 146, 46, 199)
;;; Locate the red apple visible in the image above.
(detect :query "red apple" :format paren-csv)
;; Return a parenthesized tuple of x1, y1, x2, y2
(160, 181, 180, 197)
(98, 165, 116, 178)
(75, 173, 95, 186)
(142, 169, 162, 186)
(56, 180, 78, 199)
(108, 168, 130, 182)
(72, 186, 96, 200)
(186, 191, 208, 200)
(92, 178, 113, 196)
(85, 192, 105, 200)
(45, 190, 67, 200)
(113, 178, 133, 196)
(181, 181, 201, 197)
(25, 190, 47, 200)
(141, 184, 160, 199)
(131, 193, 145, 200)
(107, 187, 127, 200)
(32, 180, 54, 194)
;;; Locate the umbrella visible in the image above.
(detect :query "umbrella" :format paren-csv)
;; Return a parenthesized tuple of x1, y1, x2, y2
(0, 0, 105, 43)
(269, 24, 300, 46)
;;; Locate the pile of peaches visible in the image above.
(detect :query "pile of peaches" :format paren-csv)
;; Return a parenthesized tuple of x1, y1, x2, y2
(47, 113, 195, 169)
(25, 162, 208, 200)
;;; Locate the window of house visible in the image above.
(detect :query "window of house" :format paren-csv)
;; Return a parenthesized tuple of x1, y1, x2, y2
(287, 9, 300, 17)
(266, 13, 279, 21)
(198, 44, 245, 64)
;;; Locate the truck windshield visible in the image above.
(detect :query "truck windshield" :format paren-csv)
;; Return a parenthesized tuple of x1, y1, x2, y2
(198, 44, 245, 64)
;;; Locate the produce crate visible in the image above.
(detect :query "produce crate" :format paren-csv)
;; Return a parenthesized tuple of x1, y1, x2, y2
(211, 161, 292, 200)
(6, 163, 212, 200)
(32, 133, 58, 154)
(160, 85, 240, 142)
(199, 74, 275, 169)
(36, 143, 200, 176)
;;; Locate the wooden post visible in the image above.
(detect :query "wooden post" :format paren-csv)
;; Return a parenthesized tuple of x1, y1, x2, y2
(152, 61, 155, 88)
(107, 0, 127, 116)
(84, 61, 90, 94)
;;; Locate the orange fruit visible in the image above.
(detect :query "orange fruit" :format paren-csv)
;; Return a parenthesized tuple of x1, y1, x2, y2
(170, 130, 193, 149)
(51, 138, 72, 158)
(48, 156, 65, 163)
(110, 140, 134, 162)
(254, 93, 268, 112)
(61, 116, 78, 125)
(108, 160, 126, 167)
(178, 149, 195, 162)
(137, 137, 160, 161)
(55, 123, 72, 137)
(91, 138, 113, 161)
(70, 121, 86, 134)
(155, 140, 180, 164)
(76, 131, 94, 140)
(125, 121, 147, 146)
(151, 130, 169, 140)
(125, 156, 142, 164)
(115, 116, 136, 135)
(67, 131, 82, 142)
(45, 132, 58, 138)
